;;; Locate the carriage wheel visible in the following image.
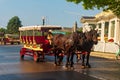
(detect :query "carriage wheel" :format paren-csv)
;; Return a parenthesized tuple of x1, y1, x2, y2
(20, 49, 25, 60)
(33, 52, 39, 62)
(20, 55, 24, 60)
(4, 42, 6, 45)
(39, 52, 45, 62)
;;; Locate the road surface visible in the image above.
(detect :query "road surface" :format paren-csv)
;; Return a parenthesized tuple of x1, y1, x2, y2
(0, 45, 120, 80)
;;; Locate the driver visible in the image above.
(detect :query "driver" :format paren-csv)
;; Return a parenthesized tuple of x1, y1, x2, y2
(47, 30, 53, 45)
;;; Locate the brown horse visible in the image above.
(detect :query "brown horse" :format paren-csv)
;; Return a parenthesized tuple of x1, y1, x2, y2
(52, 32, 79, 68)
(77, 29, 98, 68)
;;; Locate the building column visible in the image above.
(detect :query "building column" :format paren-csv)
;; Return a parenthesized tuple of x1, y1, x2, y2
(118, 19, 120, 44)
(101, 21, 105, 42)
(96, 24, 99, 29)
(96, 23, 101, 41)
(108, 21, 112, 39)
(114, 18, 120, 43)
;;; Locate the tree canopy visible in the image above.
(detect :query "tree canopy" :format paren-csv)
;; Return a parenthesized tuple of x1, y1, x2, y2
(7, 16, 22, 34)
(0, 28, 6, 33)
(66, 0, 120, 16)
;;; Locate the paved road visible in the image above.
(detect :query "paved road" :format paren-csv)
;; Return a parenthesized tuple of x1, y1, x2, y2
(0, 45, 120, 80)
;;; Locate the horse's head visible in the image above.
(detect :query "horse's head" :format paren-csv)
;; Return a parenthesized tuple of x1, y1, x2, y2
(85, 29, 98, 44)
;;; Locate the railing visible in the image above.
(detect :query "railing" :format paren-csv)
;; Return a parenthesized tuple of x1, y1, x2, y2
(21, 36, 46, 44)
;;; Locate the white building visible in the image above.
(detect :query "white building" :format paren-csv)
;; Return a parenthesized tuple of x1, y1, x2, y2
(80, 10, 120, 53)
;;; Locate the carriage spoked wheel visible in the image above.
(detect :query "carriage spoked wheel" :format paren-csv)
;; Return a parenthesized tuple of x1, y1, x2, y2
(20, 49, 24, 60)
(33, 52, 39, 62)
(20, 55, 24, 60)
(39, 52, 45, 62)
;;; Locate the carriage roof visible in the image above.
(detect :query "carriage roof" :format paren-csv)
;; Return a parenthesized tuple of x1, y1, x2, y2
(19, 25, 62, 31)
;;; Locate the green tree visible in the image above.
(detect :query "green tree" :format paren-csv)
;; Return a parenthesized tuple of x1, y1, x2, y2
(66, 0, 120, 16)
(77, 27, 82, 32)
(0, 27, 6, 33)
(7, 16, 22, 34)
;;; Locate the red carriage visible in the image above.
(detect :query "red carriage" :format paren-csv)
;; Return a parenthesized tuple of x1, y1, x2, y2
(19, 25, 62, 62)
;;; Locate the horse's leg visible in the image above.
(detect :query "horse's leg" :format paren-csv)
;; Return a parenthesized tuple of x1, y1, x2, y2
(55, 54, 57, 65)
(54, 49, 58, 66)
(56, 50, 62, 66)
(70, 52, 75, 68)
(57, 50, 61, 66)
(81, 53, 85, 68)
(76, 52, 80, 63)
(86, 52, 91, 68)
(66, 53, 70, 68)
(76, 53, 78, 62)
(58, 50, 64, 65)
(76, 53, 81, 62)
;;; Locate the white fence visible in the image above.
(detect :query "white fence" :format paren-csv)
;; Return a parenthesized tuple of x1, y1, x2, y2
(94, 41, 119, 53)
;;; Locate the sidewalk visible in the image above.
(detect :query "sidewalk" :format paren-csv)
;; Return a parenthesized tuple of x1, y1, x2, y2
(90, 51, 116, 60)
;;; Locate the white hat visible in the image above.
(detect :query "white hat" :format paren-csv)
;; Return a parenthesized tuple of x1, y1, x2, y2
(48, 30, 52, 32)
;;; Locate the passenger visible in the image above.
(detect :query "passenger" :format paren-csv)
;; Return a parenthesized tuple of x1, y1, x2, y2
(47, 30, 53, 45)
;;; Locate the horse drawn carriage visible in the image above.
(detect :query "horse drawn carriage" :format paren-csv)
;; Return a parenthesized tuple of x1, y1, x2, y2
(19, 25, 98, 69)
(0, 32, 20, 45)
(19, 25, 62, 62)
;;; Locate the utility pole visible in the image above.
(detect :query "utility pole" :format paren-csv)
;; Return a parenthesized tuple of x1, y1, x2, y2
(41, 16, 45, 36)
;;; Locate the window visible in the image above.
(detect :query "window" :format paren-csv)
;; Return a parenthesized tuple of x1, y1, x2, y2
(111, 21, 115, 37)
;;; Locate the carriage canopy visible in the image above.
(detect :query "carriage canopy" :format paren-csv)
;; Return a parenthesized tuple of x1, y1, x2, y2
(19, 25, 62, 31)
(19, 25, 63, 51)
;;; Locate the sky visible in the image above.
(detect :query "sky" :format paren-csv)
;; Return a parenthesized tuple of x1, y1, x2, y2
(0, 0, 102, 28)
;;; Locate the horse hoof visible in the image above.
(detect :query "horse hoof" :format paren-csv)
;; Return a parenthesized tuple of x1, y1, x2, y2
(54, 63, 59, 66)
(86, 64, 91, 68)
(54, 63, 58, 66)
(62, 66, 68, 70)
(81, 66, 85, 69)
(70, 67, 74, 70)
(81, 64, 85, 69)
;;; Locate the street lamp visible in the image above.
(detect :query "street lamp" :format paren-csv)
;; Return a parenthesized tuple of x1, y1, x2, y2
(42, 16, 45, 26)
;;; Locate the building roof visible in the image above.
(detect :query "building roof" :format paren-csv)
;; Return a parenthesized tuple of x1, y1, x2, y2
(80, 16, 96, 23)
(81, 16, 96, 19)
(95, 10, 116, 21)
